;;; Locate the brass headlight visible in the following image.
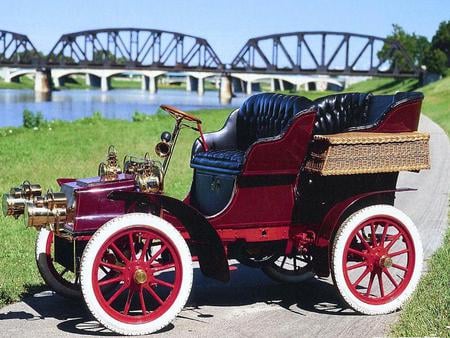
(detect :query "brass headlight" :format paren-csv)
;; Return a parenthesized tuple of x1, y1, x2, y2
(2, 181, 42, 218)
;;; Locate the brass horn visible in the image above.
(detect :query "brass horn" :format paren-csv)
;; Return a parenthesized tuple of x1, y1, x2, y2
(155, 141, 171, 158)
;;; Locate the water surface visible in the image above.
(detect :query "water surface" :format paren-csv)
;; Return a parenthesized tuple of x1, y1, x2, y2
(0, 89, 248, 128)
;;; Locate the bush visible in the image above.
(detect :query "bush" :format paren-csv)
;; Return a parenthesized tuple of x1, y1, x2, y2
(423, 48, 448, 76)
(132, 111, 151, 122)
(22, 109, 46, 129)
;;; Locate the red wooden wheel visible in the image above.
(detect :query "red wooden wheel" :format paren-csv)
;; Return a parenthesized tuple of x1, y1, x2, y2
(332, 205, 423, 314)
(80, 213, 192, 335)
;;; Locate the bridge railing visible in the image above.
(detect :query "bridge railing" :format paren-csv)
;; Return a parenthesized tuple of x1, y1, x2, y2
(46, 28, 224, 70)
(230, 31, 419, 77)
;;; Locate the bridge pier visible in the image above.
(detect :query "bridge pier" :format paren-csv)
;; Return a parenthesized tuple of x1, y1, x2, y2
(186, 76, 204, 95)
(149, 76, 158, 94)
(219, 75, 233, 104)
(101, 76, 111, 91)
(141, 75, 149, 90)
(34, 69, 52, 93)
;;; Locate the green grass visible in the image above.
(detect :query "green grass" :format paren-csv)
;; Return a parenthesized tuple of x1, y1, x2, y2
(0, 76, 34, 89)
(0, 108, 231, 307)
(391, 228, 450, 337)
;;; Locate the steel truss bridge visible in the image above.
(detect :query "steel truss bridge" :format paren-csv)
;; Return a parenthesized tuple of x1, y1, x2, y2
(0, 28, 420, 78)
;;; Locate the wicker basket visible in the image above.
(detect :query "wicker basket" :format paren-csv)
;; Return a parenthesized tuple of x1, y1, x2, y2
(304, 132, 430, 176)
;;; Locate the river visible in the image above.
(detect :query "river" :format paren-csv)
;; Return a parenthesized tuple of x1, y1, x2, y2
(0, 89, 249, 128)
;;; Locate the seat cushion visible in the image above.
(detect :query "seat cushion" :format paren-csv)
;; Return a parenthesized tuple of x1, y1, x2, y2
(191, 150, 245, 174)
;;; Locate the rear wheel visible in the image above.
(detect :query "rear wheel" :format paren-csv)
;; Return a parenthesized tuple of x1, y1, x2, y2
(80, 213, 193, 335)
(262, 253, 314, 283)
(331, 205, 423, 314)
(35, 229, 81, 298)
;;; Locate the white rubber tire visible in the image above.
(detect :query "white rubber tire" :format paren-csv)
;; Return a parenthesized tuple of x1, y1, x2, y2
(331, 205, 423, 315)
(80, 213, 193, 336)
(35, 228, 81, 298)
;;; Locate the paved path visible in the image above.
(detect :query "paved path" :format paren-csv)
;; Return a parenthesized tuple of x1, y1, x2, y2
(1, 116, 449, 338)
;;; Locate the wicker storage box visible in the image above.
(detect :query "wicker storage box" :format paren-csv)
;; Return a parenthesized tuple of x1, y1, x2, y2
(304, 132, 430, 176)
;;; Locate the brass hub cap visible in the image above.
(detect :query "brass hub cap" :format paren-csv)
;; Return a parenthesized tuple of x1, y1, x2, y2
(380, 255, 393, 268)
(134, 269, 148, 284)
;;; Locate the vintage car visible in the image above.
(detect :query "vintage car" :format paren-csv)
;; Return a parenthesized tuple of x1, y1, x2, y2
(2, 92, 430, 335)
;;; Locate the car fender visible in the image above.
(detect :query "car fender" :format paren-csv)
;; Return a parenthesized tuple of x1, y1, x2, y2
(312, 188, 415, 277)
(108, 191, 230, 282)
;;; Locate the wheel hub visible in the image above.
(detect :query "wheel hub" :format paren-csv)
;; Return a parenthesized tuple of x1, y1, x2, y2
(133, 268, 148, 285)
(379, 255, 393, 268)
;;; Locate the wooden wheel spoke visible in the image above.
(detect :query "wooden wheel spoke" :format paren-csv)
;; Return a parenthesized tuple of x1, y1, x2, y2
(123, 289, 134, 315)
(384, 232, 402, 251)
(280, 256, 287, 268)
(144, 285, 164, 305)
(356, 232, 371, 250)
(365, 272, 376, 296)
(140, 235, 151, 262)
(154, 278, 174, 289)
(384, 269, 399, 288)
(152, 263, 175, 274)
(347, 261, 367, 271)
(147, 245, 167, 265)
(352, 267, 370, 287)
(128, 232, 137, 261)
(391, 263, 408, 272)
(100, 261, 125, 271)
(107, 283, 128, 305)
(377, 271, 385, 297)
(110, 242, 130, 264)
(139, 288, 147, 315)
(380, 223, 389, 246)
(389, 249, 409, 257)
(99, 275, 123, 287)
(348, 248, 366, 257)
(370, 223, 377, 246)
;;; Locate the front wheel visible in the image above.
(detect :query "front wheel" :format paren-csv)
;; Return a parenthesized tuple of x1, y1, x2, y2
(35, 229, 81, 298)
(331, 205, 423, 315)
(80, 213, 193, 335)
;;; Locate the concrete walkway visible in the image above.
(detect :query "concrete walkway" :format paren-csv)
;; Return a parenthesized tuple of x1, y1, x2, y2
(0, 116, 448, 338)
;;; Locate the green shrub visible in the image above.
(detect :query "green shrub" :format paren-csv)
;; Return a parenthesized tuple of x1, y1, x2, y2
(22, 109, 46, 129)
(132, 111, 152, 122)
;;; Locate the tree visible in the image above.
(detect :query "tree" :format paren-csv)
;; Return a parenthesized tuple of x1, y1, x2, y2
(378, 24, 430, 73)
(423, 48, 447, 75)
(430, 21, 450, 67)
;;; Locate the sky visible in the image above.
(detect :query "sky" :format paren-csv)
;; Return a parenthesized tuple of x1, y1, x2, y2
(1, 0, 448, 63)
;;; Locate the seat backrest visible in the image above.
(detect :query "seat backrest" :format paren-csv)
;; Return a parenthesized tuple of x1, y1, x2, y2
(313, 93, 372, 134)
(237, 93, 312, 150)
(312, 91, 424, 134)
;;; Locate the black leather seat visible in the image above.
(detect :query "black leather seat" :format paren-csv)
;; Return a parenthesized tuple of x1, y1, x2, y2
(190, 91, 424, 174)
(191, 93, 313, 174)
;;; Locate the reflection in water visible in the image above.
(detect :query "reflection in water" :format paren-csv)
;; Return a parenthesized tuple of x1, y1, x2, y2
(0, 89, 249, 128)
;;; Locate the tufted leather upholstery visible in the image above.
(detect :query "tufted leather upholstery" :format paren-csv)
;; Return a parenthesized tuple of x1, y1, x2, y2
(236, 93, 313, 150)
(190, 150, 245, 174)
(313, 93, 372, 134)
